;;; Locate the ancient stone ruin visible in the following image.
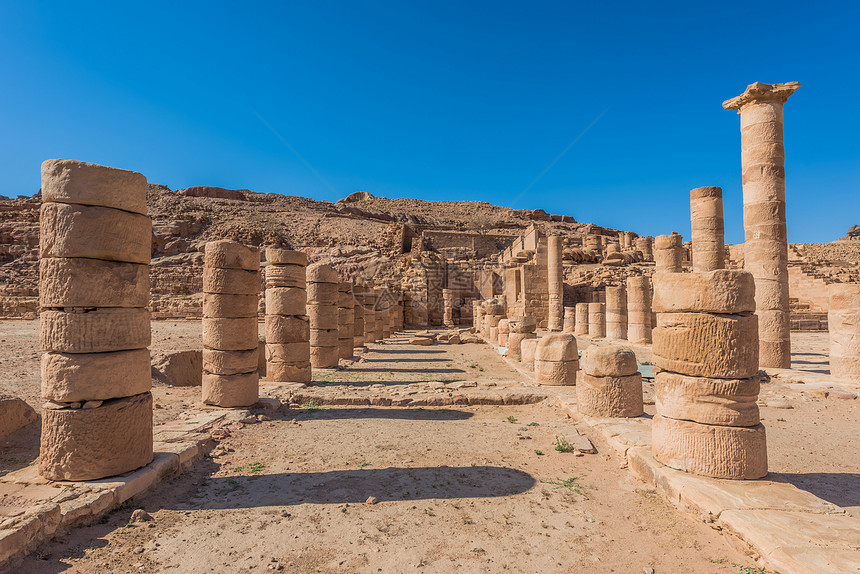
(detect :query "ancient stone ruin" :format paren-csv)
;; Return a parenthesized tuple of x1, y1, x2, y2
(534, 333, 578, 385)
(264, 248, 311, 383)
(307, 263, 340, 368)
(577, 345, 643, 417)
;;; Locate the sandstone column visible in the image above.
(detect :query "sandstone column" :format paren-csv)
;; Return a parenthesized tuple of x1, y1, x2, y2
(588, 302, 606, 338)
(828, 284, 860, 383)
(654, 233, 683, 273)
(497, 319, 510, 346)
(578, 346, 643, 417)
(626, 276, 652, 343)
(547, 235, 564, 331)
(563, 306, 576, 333)
(264, 249, 310, 383)
(381, 290, 392, 339)
(473, 300, 482, 332)
(443, 289, 454, 327)
(605, 285, 627, 340)
(521, 338, 539, 371)
(338, 282, 355, 360)
(352, 285, 366, 349)
(507, 316, 537, 361)
(364, 290, 379, 343)
(636, 236, 654, 261)
(39, 159, 153, 480)
(202, 241, 261, 406)
(724, 81, 800, 369)
(651, 270, 765, 479)
(374, 289, 387, 340)
(534, 333, 578, 386)
(690, 186, 725, 272)
(574, 303, 589, 335)
(307, 263, 339, 368)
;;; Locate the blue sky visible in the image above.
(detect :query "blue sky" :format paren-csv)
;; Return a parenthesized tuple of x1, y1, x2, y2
(1, 1, 858, 243)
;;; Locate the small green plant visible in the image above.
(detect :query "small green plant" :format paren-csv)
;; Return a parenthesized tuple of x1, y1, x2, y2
(527, 422, 540, 427)
(231, 465, 246, 472)
(534, 450, 544, 456)
(732, 564, 779, 574)
(247, 462, 265, 473)
(709, 558, 727, 564)
(358, 460, 369, 468)
(777, 418, 786, 422)
(545, 476, 583, 494)
(554, 435, 575, 453)
(227, 478, 239, 489)
(301, 402, 320, 413)
(506, 416, 518, 424)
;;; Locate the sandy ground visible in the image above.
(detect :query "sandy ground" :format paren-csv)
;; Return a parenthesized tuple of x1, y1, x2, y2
(1, 321, 857, 572)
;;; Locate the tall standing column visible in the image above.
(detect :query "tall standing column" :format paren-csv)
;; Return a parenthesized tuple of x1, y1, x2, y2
(724, 81, 800, 369)
(443, 289, 455, 327)
(265, 249, 310, 382)
(690, 187, 725, 272)
(827, 284, 860, 383)
(588, 302, 606, 338)
(307, 263, 339, 368)
(654, 233, 683, 273)
(338, 282, 355, 360)
(574, 303, 589, 336)
(39, 159, 153, 480)
(352, 285, 366, 349)
(563, 306, 576, 333)
(626, 276, 652, 344)
(202, 241, 261, 406)
(605, 285, 627, 340)
(547, 235, 564, 331)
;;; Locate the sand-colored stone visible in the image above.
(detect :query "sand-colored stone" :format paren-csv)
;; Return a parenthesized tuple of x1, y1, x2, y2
(306, 282, 338, 305)
(651, 270, 756, 314)
(581, 345, 638, 377)
(521, 338, 538, 370)
(827, 283, 860, 382)
(653, 312, 759, 379)
(202, 372, 259, 407)
(307, 303, 338, 326)
(41, 349, 151, 402)
(535, 333, 578, 362)
(306, 263, 339, 284)
(39, 202, 152, 264)
(267, 361, 311, 383)
(202, 349, 259, 376)
(654, 233, 683, 273)
(0, 396, 37, 440)
(202, 317, 259, 351)
(577, 372, 643, 417)
(39, 393, 154, 481)
(547, 235, 564, 331)
(507, 332, 535, 362)
(41, 159, 148, 215)
(40, 308, 150, 353)
(202, 268, 260, 295)
(203, 293, 259, 318)
(264, 265, 306, 289)
(309, 328, 338, 347)
(605, 285, 627, 340)
(264, 315, 310, 344)
(310, 346, 339, 367)
(266, 248, 307, 266)
(654, 371, 760, 427)
(588, 302, 606, 338)
(204, 240, 260, 271)
(39, 258, 149, 309)
(626, 276, 651, 344)
(150, 350, 202, 387)
(651, 414, 767, 479)
(563, 307, 575, 333)
(534, 359, 578, 386)
(690, 186, 725, 272)
(265, 342, 311, 364)
(574, 303, 589, 336)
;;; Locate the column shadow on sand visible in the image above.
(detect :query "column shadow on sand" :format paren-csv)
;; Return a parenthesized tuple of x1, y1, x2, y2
(284, 408, 474, 421)
(181, 465, 537, 509)
(368, 348, 447, 355)
(342, 367, 465, 374)
(774, 472, 860, 509)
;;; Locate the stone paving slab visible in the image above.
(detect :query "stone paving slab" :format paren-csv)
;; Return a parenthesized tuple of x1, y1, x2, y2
(0, 408, 234, 568)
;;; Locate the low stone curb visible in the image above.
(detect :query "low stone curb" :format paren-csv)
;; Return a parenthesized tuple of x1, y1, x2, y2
(0, 409, 234, 568)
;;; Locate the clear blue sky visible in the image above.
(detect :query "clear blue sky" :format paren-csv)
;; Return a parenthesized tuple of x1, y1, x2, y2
(1, 1, 858, 243)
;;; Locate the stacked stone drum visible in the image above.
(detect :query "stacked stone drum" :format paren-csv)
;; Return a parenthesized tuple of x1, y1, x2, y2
(828, 284, 860, 383)
(563, 306, 576, 333)
(202, 241, 260, 407)
(534, 333, 578, 386)
(39, 159, 153, 480)
(507, 316, 537, 362)
(352, 285, 366, 348)
(338, 282, 355, 359)
(588, 302, 606, 338)
(307, 263, 339, 368)
(626, 276, 652, 344)
(574, 303, 589, 336)
(578, 346, 643, 417)
(605, 285, 627, 340)
(265, 249, 310, 383)
(654, 233, 683, 273)
(651, 270, 766, 479)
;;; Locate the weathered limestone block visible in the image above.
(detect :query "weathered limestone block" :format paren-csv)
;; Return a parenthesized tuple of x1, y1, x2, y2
(498, 319, 510, 346)
(41, 159, 148, 215)
(306, 263, 339, 284)
(202, 317, 259, 351)
(507, 332, 535, 362)
(40, 308, 150, 353)
(534, 358, 578, 386)
(654, 233, 683, 273)
(535, 333, 578, 362)
(267, 361, 311, 382)
(653, 312, 759, 379)
(42, 349, 151, 401)
(310, 346, 339, 367)
(651, 270, 756, 314)
(202, 372, 259, 407)
(827, 283, 860, 382)
(306, 282, 338, 305)
(202, 268, 260, 295)
(203, 293, 258, 318)
(266, 248, 307, 266)
(0, 396, 37, 440)
(264, 265, 306, 289)
(581, 345, 638, 377)
(264, 315, 310, 344)
(39, 258, 149, 308)
(204, 240, 260, 271)
(574, 303, 589, 335)
(654, 371, 760, 427)
(577, 372, 643, 418)
(626, 276, 651, 344)
(521, 338, 538, 371)
(605, 286, 627, 340)
(203, 348, 259, 375)
(588, 302, 606, 338)
(651, 415, 767, 479)
(410, 336, 433, 346)
(690, 186, 725, 272)
(309, 328, 338, 347)
(39, 393, 154, 481)
(307, 303, 338, 326)
(265, 342, 311, 363)
(40, 202, 151, 264)
(563, 307, 575, 333)
(150, 350, 202, 387)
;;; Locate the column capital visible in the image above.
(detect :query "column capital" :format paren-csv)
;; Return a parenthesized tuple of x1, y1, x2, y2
(722, 81, 801, 111)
